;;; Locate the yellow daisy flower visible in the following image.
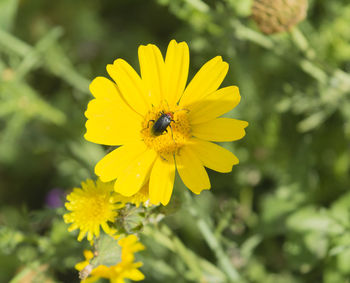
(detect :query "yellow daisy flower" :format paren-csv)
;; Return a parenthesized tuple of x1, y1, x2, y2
(76, 235, 145, 283)
(63, 179, 120, 241)
(85, 40, 248, 206)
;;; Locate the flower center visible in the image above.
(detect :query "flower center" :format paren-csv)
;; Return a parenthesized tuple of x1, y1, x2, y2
(77, 194, 114, 225)
(141, 103, 191, 157)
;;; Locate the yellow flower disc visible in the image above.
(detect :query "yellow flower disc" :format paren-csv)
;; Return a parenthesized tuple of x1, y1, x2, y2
(63, 179, 119, 241)
(141, 104, 191, 158)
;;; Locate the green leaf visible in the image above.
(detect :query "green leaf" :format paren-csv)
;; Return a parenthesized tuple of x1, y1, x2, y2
(116, 206, 146, 234)
(260, 185, 305, 236)
(286, 206, 343, 236)
(92, 234, 121, 268)
(336, 248, 350, 274)
(284, 233, 323, 273)
(330, 191, 350, 227)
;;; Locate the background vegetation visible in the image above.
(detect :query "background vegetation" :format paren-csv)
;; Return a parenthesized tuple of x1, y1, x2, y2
(1, 0, 350, 282)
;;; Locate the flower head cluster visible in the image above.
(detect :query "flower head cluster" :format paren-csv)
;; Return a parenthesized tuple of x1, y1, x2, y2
(63, 179, 152, 242)
(76, 235, 145, 283)
(63, 179, 121, 241)
(63, 40, 248, 283)
(85, 40, 248, 206)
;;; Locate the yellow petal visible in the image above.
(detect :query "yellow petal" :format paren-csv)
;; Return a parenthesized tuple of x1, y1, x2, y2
(87, 231, 93, 242)
(175, 146, 210, 194)
(88, 77, 141, 120)
(188, 86, 241, 124)
(164, 40, 189, 107)
(149, 155, 175, 205)
(179, 56, 228, 106)
(95, 142, 148, 182)
(89, 76, 117, 99)
(107, 59, 150, 115)
(192, 118, 248, 142)
(85, 98, 141, 125)
(78, 231, 86, 242)
(188, 138, 239, 173)
(85, 97, 140, 123)
(67, 223, 78, 231)
(85, 78, 142, 146)
(101, 223, 110, 234)
(84, 115, 141, 146)
(114, 149, 157, 197)
(138, 44, 165, 105)
(75, 261, 88, 271)
(125, 268, 145, 281)
(63, 213, 72, 224)
(94, 226, 100, 238)
(84, 250, 94, 260)
(91, 265, 110, 276)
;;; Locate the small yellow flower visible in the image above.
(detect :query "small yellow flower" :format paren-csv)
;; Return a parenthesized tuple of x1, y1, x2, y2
(63, 179, 120, 241)
(85, 40, 248, 206)
(76, 235, 145, 283)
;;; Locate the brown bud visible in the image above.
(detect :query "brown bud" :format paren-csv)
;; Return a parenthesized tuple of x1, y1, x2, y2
(252, 0, 308, 34)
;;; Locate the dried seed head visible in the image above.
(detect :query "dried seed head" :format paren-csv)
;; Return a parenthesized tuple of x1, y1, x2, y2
(252, 0, 308, 34)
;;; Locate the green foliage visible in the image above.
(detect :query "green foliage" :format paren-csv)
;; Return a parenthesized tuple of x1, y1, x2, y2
(1, 0, 350, 282)
(92, 234, 122, 268)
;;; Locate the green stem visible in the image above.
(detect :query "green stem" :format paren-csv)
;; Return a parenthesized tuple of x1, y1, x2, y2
(0, 28, 31, 56)
(15, 27, 64, 80)
(144, 225, 227, 282)
(0, 28, 90, 94)
(185, 191, 242, 282)
(230, 20, 328, 83)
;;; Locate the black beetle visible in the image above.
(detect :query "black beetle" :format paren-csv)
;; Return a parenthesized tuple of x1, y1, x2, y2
(148, 111, 175, 136)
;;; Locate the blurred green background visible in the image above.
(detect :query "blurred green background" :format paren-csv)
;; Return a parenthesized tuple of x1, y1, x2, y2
(1, 0, 350, 282)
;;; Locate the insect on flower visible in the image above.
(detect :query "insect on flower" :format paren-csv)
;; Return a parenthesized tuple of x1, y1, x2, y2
(148, 111, 175, 136)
